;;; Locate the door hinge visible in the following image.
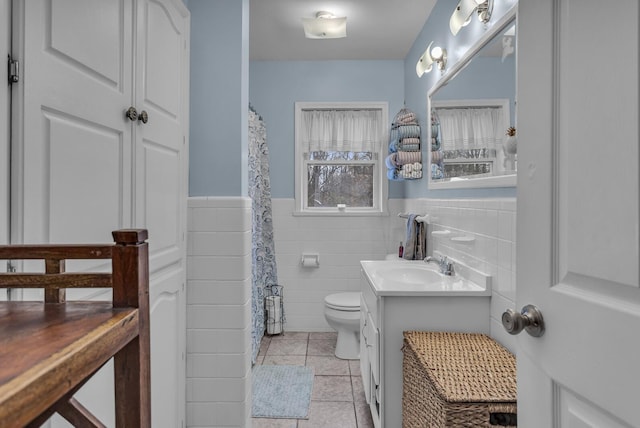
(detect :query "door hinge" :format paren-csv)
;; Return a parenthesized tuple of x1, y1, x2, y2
(8, 56, 19, 84)
(6, 262, 16, 302)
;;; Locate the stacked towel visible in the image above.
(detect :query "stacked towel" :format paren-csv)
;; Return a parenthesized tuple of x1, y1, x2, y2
(388, 108, 422, 181)
(431, 163, 444, 179)
(396, 151, 422, 165)
(395, 111, 417, 125)
(399, 143, 420, 152)
(385, 153, 398, 169)
(397, 125, 421, 139)
(431, 150, 443, 164)
(400, 163, 422, 179)
(387, 168, 402, 181)
(399, 138, 420, 152)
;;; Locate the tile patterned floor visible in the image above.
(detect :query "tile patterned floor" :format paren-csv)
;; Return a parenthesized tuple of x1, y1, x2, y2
(252, 332, 374, 428)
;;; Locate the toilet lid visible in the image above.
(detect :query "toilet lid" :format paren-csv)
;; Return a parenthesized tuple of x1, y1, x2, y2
(325, 292, 360, 311)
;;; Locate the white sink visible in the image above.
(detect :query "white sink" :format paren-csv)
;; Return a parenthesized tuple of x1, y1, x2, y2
(360, 260, 491, 297)
(375, 265, 443, 285)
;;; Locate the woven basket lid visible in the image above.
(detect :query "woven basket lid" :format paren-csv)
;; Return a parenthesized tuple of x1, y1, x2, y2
(404, 331, 517, 403)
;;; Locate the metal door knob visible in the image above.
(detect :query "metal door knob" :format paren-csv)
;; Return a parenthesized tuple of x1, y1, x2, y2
(502, 304, 545, 337)
(125, 106, 138, 121)
(138, 110, 149, 124)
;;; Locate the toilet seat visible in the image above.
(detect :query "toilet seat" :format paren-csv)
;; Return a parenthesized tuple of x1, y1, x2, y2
(325, 292, 360, 311)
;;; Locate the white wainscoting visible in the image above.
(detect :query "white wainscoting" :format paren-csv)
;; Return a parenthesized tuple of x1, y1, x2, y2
(403, 198, 517, 352)
(186, 197, 252, 428)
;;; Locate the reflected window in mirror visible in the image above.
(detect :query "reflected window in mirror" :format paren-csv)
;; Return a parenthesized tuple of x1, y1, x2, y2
(428, 14, 517, 189)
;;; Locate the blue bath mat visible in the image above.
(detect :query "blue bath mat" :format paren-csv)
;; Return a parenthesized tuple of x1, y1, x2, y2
(252, 365, 314, 419)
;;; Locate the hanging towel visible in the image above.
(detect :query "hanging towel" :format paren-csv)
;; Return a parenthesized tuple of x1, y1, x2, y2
(403, 214, 418, 260)
(404, 214, 427, 259)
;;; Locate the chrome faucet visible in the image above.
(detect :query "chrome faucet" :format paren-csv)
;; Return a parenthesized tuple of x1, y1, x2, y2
(424, 255, 455, 276)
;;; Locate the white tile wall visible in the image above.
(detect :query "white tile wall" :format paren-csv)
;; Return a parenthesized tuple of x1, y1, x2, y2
(186, 197, 252, 428)
(269, 198, 517, 353)
(271, 198, 399, 331)
(403, 198, 517, 353)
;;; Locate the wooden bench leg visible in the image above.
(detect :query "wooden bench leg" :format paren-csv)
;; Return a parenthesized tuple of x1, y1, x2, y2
(111, 229, 150, 428)
(114, 337, 150, 427)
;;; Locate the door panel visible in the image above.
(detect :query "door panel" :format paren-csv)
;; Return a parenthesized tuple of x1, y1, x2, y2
(150, 268, 183, 427)
(50, 0, 124, 87)
(16, 0, 133, 246)
(136, 1, 188, 427)
(558, 386, 631, 428)
(46, 111, 125, 244)
(142, 140, 181, 258)
(143, 0, 182, 117)
(517, 0, 639, 426)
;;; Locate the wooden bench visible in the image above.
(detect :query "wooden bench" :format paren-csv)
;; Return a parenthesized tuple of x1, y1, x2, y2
(0, 229, 150, 428)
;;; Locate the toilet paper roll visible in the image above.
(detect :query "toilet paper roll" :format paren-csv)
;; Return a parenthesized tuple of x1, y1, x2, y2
(301, 254, 320, 267)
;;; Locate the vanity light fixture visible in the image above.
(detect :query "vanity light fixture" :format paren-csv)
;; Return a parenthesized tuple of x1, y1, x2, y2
(302, 11, 347, 39)
(450, 0, 494, 36)
(431, 46, 447, 71)
(416, 41, 434, 77)
(416, 42, 447, 77)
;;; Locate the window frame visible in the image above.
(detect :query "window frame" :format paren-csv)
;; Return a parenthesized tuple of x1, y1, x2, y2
(294, 101, 389, 216)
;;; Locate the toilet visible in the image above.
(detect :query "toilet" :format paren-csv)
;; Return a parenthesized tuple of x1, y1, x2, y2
(324, 292, 361, 359)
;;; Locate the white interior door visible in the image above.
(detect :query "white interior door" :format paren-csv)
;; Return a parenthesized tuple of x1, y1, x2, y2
(13, 0, 134, 424)
(517, 1, 639, 426)
(134, 0, 189, 426)
(13, 0, 134, 248)
(12, 0, 188, 426)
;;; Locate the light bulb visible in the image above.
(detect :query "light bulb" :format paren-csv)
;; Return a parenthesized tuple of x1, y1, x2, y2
(431, 46, 443, 60)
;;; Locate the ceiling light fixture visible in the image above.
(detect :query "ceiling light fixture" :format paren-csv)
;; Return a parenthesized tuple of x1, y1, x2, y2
(302, 11, 347, 39)
(416, 42, 447, 77)
(450, 0, 494, 36)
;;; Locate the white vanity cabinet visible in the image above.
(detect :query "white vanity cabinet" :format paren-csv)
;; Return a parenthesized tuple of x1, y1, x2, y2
(359, 262, 491, 428)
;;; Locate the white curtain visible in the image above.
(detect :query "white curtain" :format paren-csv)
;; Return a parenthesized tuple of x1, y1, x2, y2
(301, 109, 383, 152)
(436, 107, 503, 151)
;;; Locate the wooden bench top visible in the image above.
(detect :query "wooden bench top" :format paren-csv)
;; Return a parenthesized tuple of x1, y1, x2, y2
(0, 302, 138, 427)
(0, 229, 150, 427)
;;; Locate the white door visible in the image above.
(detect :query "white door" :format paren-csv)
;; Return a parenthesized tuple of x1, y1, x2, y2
(134, 1, 189, 426)
(12, 0, 188, 426)
(516, 1, 639, 426)
(13, 0, 134, 248)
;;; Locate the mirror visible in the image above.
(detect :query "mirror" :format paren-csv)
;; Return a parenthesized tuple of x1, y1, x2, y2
(428, 15, 517, 189)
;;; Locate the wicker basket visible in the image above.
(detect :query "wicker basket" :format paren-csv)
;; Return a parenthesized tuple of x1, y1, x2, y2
(402, 331, 517, 428)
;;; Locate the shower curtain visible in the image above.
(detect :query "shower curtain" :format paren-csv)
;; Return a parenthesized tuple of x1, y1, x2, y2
(248, 107, 279, 364)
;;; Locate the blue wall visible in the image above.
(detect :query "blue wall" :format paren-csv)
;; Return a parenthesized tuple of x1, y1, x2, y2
(249, 60, 406, 198)
(403, 0, 518, 199)
(188, 0, 249, 197)
(188, 0, 518, 199)
(433, 55, 516, 126)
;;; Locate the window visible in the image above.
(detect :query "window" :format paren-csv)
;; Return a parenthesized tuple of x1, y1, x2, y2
(295, 102, 388, 215)
(432, 99, 510, 180)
